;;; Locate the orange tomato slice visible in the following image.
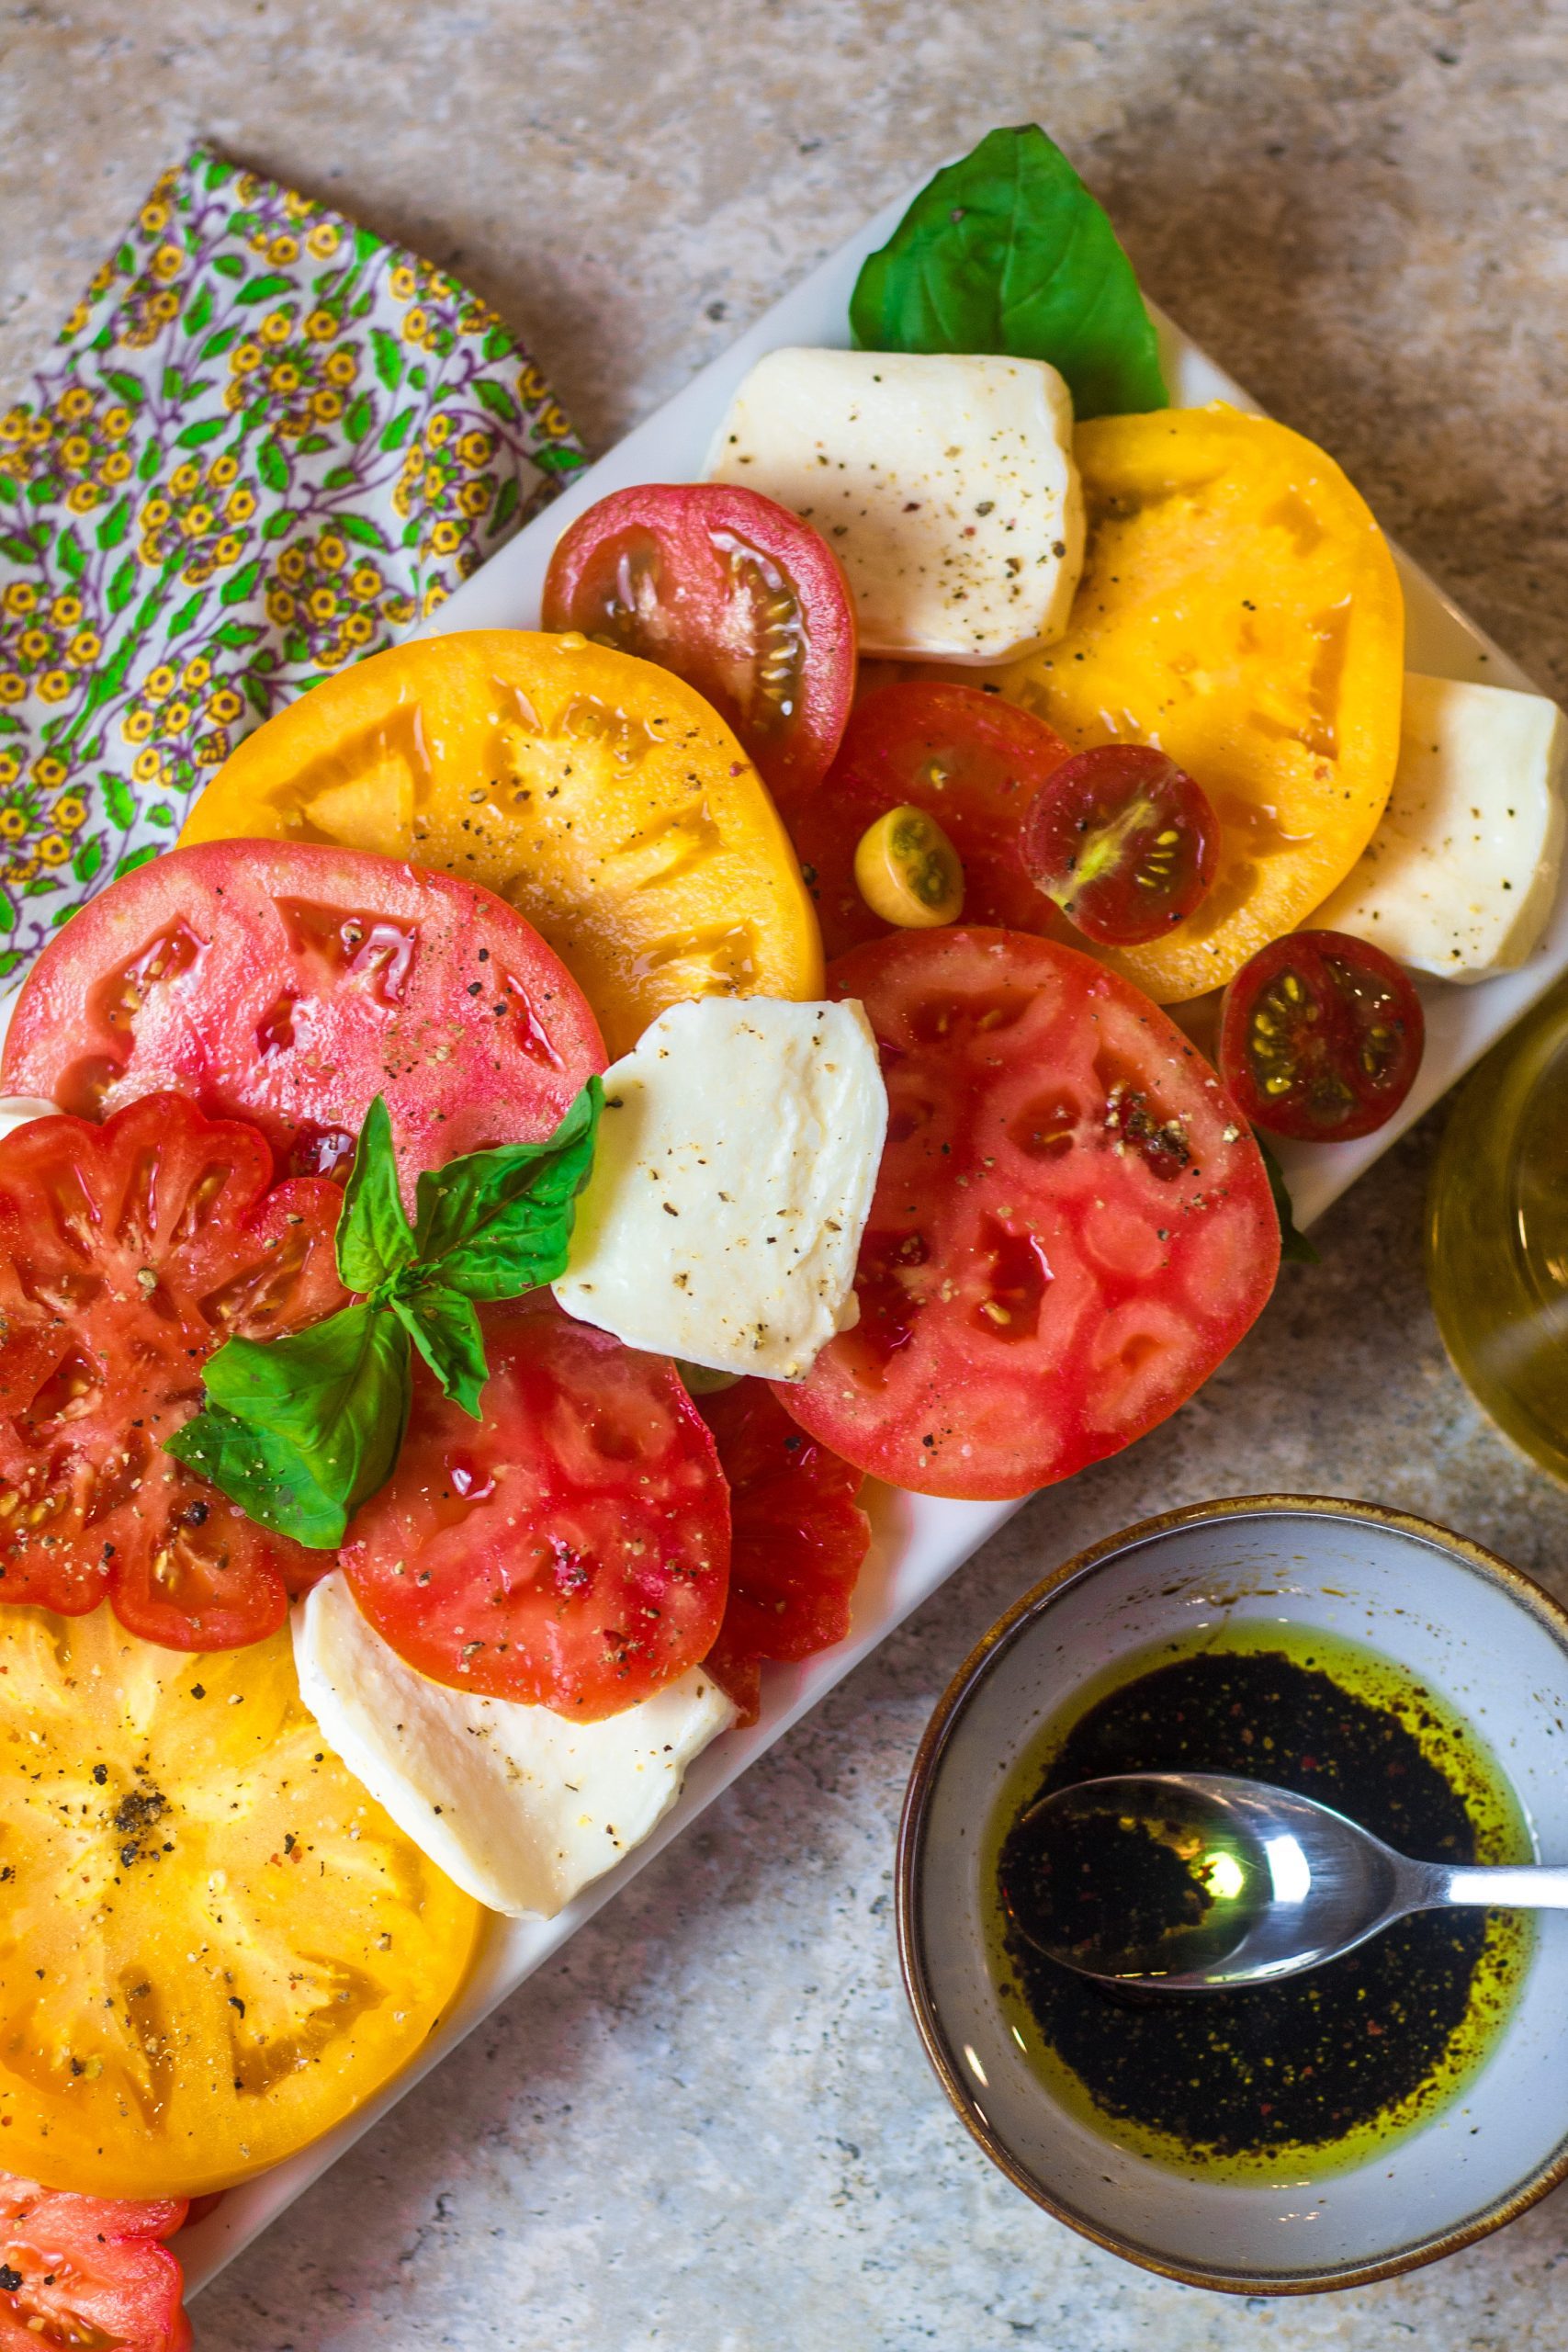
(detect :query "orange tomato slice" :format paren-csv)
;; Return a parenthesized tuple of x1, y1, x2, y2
(180, 629, 823, 1056)
(0, 1605, 481, 2199)
(1001, 405, 1404, 1002)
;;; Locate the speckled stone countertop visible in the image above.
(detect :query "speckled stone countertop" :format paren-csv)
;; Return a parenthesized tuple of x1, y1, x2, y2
(6, 3, 1568, 2345)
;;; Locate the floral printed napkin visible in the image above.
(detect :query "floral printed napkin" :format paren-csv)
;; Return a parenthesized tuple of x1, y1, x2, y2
(0, 142, 585, 987)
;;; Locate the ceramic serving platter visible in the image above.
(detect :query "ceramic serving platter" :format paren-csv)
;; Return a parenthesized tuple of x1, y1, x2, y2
(177, 176, 1558, 2296)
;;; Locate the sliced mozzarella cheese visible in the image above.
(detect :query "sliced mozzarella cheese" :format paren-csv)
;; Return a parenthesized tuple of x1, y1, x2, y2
(0, 1097, 62, 1143)
(553, 995, 886, 1380)
(1314, 673, 1566, 979)
(705, 347, 1084, 663)
(293, 1573, 736, 1918)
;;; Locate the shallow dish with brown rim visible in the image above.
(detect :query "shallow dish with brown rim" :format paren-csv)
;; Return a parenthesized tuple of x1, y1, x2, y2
(896, 1496, 1568, 2294)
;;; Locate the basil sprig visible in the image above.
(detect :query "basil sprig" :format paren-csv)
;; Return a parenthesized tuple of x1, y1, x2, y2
(167, 1080, 603, 1547)
(1257, 1133, 1321, 1267)
(849, 124, 1168, 422)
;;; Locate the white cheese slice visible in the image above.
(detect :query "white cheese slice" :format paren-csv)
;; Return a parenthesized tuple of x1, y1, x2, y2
(0, 1098, 62, 1143)
(704, 347, 1084, 663)
(1314, 673, 1566, 979)
(554, 995, 886, 1380)
(293, 1572, 736, 1919)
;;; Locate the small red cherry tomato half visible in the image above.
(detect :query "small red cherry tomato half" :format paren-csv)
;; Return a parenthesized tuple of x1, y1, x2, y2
(0, 1093, 345, 1648)
(541, 482, 857, 808)
(1021, 742, 1221, 946)
(0, 2170, 191, 2352)
(776, 928, 1280, 1500)
(2, 839, 605, 1193)
(695, 1379, 870, 1726)
(1219, 928, 1426, 1143)
(786, 680, 1075, 958)
(342, 1298, 731, 1719)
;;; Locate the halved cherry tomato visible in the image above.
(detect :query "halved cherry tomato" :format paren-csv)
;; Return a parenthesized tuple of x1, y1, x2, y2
(777, 929, 1280, 1499)
(787, 681, 1074, 958)
(3, 839, 604, 1190)
(178, 631, 823, 1057)
(342, 1298, 730, 1718)
(0, 1093, 344, 1648)
(854, 805, 964, 929)
(1003, 405, 1404, 1002)
(1219, 928, 1425, 1142)
(695, 1379, 870, 1726)
(541, 484, 857, 808)
(0, 2174, 189, 2352)
(0, 1607, 481, 2199)
(1021, 743, 1219, 946)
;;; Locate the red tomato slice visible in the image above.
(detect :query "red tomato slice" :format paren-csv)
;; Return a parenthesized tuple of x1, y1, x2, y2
(777, 929, 1280, 1499)
(2, 840, 605, 1190)
(0, 1093, 344, 1648)
(0, 2171, 189, 2352)
(541, 483, 857, 807)
(341, 1299, 730, 1718)
(787, 681, 1076, 957)
(695, 1379, 871, 1726)
(1219, 928, 1426, 1143)
(1021, 743, 1220, 946)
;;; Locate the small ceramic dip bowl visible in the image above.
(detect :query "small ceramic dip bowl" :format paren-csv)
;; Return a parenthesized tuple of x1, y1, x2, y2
(897, 1495, 1568, 2293)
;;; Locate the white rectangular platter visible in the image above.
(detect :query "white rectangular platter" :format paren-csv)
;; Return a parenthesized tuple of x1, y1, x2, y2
(179, 177, 1555, 2297)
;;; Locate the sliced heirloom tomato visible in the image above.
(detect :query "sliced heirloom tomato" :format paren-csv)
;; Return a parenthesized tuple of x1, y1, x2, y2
(541, 483, 857, 808)
(695, 1379, 871, 1726)
(788, 681, 1075, 958)
(1021, 743, 1220, 946)
(1219, 928, 1425, 1142)
(0, 2175, 189, 2352)
(0, 1607, 481, 2199)
(342, 1299, 730, 1718)
(3, 838, 604, 1190)
(178, 630, 822, 1057)
(777, 929, 1280, 1499)
(0, 1093, 345, 1648)
(1003, 404, 1405, 1002)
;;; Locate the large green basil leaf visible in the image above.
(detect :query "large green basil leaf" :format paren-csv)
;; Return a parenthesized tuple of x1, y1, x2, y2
(412, 1075, 603, 1300)
(849, 125, 1168, 421)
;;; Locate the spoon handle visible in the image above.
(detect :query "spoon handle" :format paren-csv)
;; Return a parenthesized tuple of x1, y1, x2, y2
(1432, 1864, 1568, 1909)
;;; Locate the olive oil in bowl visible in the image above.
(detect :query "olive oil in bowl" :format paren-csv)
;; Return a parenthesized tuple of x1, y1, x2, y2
(983, 1623, 1532, 2180)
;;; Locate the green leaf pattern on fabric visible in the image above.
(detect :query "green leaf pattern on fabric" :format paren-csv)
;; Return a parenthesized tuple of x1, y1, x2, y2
(0, 141, 586, 991)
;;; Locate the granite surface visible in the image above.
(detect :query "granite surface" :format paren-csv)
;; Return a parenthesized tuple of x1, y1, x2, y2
(6, 1, 1568, 2346)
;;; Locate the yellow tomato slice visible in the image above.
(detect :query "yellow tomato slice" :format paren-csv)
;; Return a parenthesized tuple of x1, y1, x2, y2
(0, 1605, 482, 2199)
(1002, 404, 1404, 1001)
(179, 629, 824, 1057)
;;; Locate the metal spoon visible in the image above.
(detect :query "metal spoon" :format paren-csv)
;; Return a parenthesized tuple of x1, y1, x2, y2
(998, 1771, 1568, 1991)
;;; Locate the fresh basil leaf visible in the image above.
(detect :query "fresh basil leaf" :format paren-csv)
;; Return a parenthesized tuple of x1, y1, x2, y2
(1257, 1134, 1321, 1266)
(849, 124, 1168, 422)
(412, 1076, 603, 1301)
(390, 1281, 488, 1419)
(190, 1301, 412, 1544)
(336, 1094, 416, 1293)
(166, 1404, 349, 1550)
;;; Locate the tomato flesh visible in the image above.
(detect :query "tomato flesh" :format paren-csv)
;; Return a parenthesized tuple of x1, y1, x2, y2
(0, 1094, 344, 1648)
(1219, 928, 1425, 1142)
(1021, 743, 1220, 945)
(695, 1379, 870, 1725)
(0, 1609, 481, 2199)
(787, 681, 1075, 958)
(0, 2175, 188, 2352)
(542, 483, 857, 808)
(342, 1299, 730, 1718)
(777, 929, 1280, 1499)
(2, 839, 605, 1191)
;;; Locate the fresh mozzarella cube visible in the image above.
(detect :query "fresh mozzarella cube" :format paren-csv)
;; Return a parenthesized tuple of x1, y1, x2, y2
(553, 995, 886, 1381)
(705, 347, 1084, 663)
(293, 1573, 736, 1919)
(1315, 673, 1566, 979)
